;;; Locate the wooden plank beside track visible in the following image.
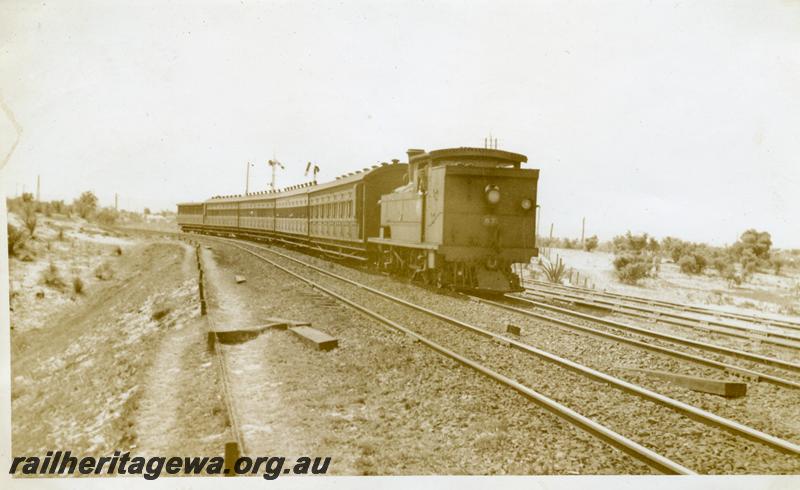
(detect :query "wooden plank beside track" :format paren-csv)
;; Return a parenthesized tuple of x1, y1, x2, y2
(289, 326, 339, 351)
(628, 368, 747, 398)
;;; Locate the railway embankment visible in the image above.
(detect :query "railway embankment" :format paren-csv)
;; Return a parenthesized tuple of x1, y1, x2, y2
(10, 217, 226, 462)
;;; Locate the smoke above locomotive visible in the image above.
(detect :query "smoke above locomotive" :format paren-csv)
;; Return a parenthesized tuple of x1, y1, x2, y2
(177, 147, 539, 293)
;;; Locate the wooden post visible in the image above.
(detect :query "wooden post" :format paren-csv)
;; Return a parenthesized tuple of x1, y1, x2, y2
(207, 331, 216, 352)
(224, 441, 240, 476)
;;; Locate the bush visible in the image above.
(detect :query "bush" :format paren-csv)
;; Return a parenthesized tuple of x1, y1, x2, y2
(73, 276, 85, 295)
(42, 262, 66, 290)
(7, 224, 27, 256)
(584, 235, 599, 252)
(677, 251, 708, 275)
(678, 254, 697, 274)
(771, 256, 785, 275)
(732, 229, 772, 262)
(94, 262, 114, 280)
(612, 232, 658, 284)
(541, 256, 568, 283)
(95, 207, 119, 226)
(73, 191, 98, 219)
(20, 203, 38, 236)
(613, 254, 651, 284)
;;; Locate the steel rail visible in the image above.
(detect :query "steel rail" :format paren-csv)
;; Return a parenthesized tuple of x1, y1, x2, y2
(479, 296, 800, 390)
(215, 239, 694, 475)
(525, 279, 800, 333)
(522, 287, 800, 349)
(212, 236, 800, 459)
(193, 241, 248, 457)
(525, 282, 800, 343)
(526, 278, 800, 330)
(511, 292, 800, 373)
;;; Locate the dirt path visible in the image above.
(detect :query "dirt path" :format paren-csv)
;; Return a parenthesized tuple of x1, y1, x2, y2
(11, 239, 229, 463)
(199, 244, 298, 455)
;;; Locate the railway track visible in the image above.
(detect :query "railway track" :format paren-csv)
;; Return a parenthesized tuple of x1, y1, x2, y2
(525, 279, 800, 332)
(191, 233, 800, 474)
(192, 241, 248, 466)
(503, 293, 800, 382)
(478, 296, 800, 390)
(524, 281, 800, 345)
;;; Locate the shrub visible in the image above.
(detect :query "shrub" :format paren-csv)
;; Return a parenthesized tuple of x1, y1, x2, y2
(42, 262, 67, 290)
(612, 232, 658, 284)
(613, 232, 650, 255)
(541, 256, 568, 283)
(613, 254, 651, 284)
(677, 251, 708, 275)
(771, 256, 785, 275)
(50, 200, 67, 215)
(151, 307, 171, 321)
(95, 207, 119, 226)
(732, 229, 772, 262)
(73, 191, 98, 219)
(678, 255, 697, 274)
(584, 235, 599, 252)
(94, 262, 114, 280)
(20, 203, 38, 236)
(73, 276, 85, 295)
(114, 246, 123, 256)
(7, 224, 27, 256)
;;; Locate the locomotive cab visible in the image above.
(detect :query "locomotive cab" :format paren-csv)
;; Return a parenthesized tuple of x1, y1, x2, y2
(372, 147, 539, 293)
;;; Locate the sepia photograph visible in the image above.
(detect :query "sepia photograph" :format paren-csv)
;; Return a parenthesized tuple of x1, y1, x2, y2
(1, 1, 799, 488)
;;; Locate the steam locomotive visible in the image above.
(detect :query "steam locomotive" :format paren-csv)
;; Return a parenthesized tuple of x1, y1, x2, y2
(177, 147, 539, 293)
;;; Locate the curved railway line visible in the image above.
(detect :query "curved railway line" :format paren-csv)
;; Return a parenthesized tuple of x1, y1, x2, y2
(503, 294, 800, 376)
(524, 281, 800, 346)
(478, 296, 800, 390)
(525, 278, 800, 332)
(184, 231, 800, 474)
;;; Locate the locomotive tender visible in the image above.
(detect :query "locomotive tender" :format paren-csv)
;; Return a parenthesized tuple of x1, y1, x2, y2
(177, 147, 539, 293)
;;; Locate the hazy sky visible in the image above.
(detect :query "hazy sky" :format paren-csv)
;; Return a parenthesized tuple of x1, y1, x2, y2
(1, 1, 798, 247)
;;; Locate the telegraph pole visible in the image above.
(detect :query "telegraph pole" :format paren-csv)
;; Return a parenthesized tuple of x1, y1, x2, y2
(581, 217, 586, 246)
(36, 175, 40, 202)
(245, 161, 252, 195)
(115, 193, 118, 211)
(549, 223, 554, 242)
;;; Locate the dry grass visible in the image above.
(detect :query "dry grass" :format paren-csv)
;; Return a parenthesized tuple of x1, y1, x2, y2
(41, 262, 66, 290)
(72, 276, 85, 295)
(94, 261, 115, 280)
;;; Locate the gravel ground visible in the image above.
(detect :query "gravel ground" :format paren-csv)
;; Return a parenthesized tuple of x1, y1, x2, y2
(209, 238, 800, 474)
(195, 240, 654, 475)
